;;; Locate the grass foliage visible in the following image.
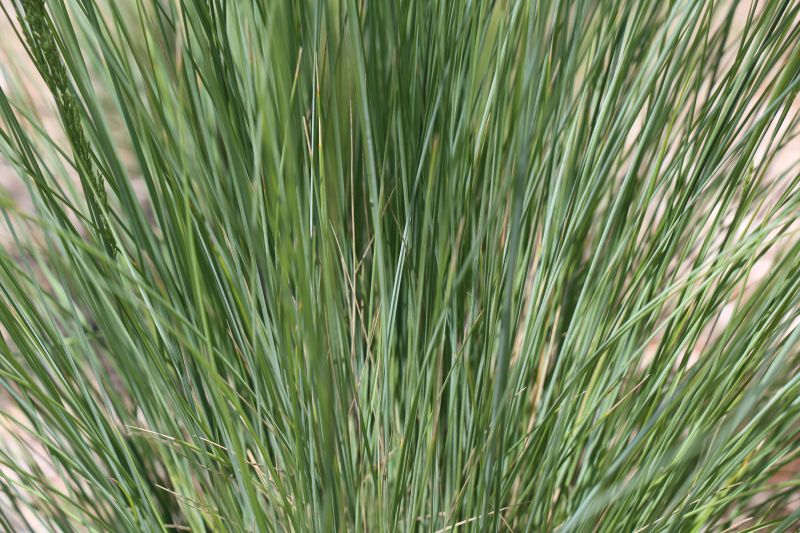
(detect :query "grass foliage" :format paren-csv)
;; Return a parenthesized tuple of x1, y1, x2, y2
(1, 0, 800, 530)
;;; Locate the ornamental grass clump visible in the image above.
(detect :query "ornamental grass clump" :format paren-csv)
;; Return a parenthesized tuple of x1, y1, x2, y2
(0, 0, 799, 531)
